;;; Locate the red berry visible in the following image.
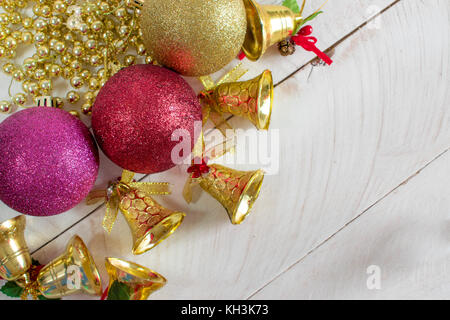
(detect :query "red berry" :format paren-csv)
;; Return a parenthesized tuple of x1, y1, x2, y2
(299, 25, 313, 36)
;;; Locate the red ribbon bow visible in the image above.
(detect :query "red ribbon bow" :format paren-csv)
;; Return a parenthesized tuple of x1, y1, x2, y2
(187, 158, 210, 179)
(291, 25, 333, 65)
(238, 51, 247, 61)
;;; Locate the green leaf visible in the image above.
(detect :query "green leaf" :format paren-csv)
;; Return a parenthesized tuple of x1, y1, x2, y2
(0, 281, 24, 298)
(107, 281, 131, 300)
(38, 295, 60, 300)
(282, 0, 300, 13)
(295, 11, 324, 34)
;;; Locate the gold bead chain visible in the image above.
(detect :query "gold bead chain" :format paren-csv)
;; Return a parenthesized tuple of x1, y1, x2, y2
(0, 0, 154, 116)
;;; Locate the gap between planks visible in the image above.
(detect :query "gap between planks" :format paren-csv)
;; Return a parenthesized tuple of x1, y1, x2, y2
(31, 0, 404, 257)
(246, 145, 450, 299)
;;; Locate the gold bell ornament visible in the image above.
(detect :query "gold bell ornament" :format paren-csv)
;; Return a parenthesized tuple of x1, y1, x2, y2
(36, 235, 102, 299)
(0, 215, 31, 281)
(87, 170, 185, 255)
(185, 160, 264, 225)
(199, 70, 274, 131)
(242, 0, 303, 61)
(103, 257, 166, 300)
(241, 0, 333, 65)
(130, 0, 248, 76)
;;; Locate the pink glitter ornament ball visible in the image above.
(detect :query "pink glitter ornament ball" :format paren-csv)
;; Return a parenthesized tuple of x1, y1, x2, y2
(0, 108, 99, 217)
(92, 64, 202, 174)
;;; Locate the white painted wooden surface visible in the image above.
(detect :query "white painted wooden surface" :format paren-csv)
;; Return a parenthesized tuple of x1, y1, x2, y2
(1, 0, 449, 299)
(251, 150, 450, 300)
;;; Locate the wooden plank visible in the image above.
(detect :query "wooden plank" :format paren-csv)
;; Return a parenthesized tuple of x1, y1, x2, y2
(191, 0, 398, 90)
(250, 150, 450, 299)
(0, 0, 396, 116)
(10, 0, 450, 300)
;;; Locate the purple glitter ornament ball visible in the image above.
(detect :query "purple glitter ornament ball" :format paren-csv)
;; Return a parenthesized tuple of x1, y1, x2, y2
(0, 108, 99, 217)
(92, 64, 202, 174)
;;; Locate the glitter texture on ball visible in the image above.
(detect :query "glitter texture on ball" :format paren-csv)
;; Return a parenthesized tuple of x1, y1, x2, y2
(0, 108, 99, 217)
(92, 64, 202, 174)
(139, 0, 247, 77)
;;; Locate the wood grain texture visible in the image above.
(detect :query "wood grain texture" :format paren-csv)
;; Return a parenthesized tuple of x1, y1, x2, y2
(251, 150, 450, 299)
(1, 0, 449, 300)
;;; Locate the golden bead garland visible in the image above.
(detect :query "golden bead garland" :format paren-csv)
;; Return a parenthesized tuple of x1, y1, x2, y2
(0, 0, 153, 116)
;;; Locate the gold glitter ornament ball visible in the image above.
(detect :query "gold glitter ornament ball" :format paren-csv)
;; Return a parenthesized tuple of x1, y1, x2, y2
(138, 0, 247, 77)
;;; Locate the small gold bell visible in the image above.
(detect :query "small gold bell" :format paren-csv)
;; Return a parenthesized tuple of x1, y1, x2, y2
(0, 215, 32, 281)
(36, 235, 102, 299)
(198, 164, 264, 225)
(120, 190, 186, 255)
(242, 0, 303, 61)
(203, 70, 273, 130)
(105, 257, 166, 300)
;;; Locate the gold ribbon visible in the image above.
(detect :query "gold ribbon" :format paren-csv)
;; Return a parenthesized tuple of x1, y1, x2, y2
(197, 63, 249, 159)
(86, 170, 171, 233)
(182, 175, 197, 204)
